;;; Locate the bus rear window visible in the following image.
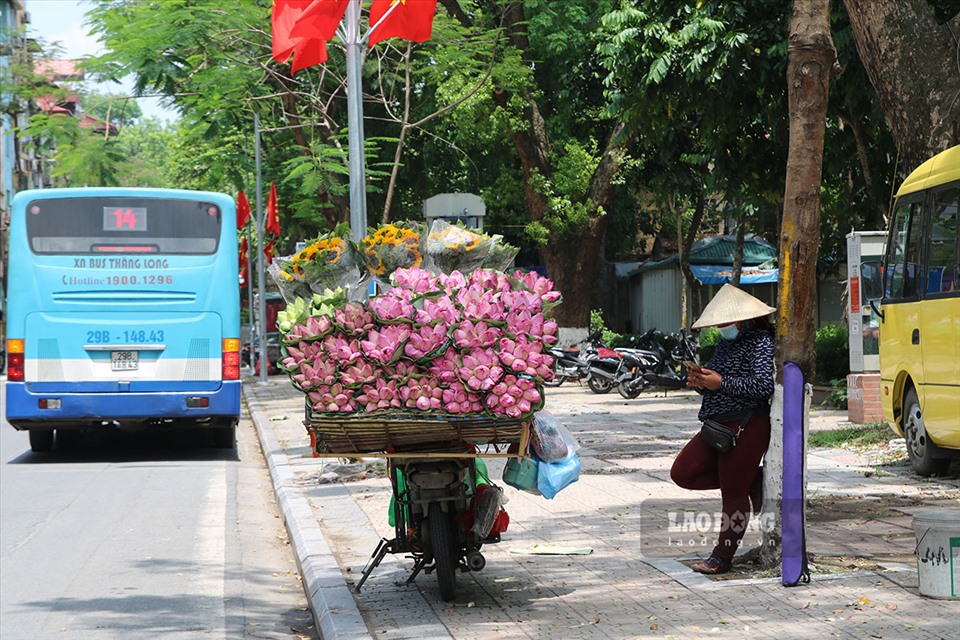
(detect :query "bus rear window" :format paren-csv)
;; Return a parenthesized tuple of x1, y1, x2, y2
(26, 197, 222, 255)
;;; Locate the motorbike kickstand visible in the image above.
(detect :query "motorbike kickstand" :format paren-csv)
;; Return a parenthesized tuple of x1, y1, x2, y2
(406, 557, 431, 584)
(356, 538, 394, 592)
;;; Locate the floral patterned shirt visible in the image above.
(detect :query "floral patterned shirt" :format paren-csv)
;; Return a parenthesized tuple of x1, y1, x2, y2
(698, 323, 775, 421)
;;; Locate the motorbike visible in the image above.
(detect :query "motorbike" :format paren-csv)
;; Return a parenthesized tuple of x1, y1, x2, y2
(616, 329, 700, 399)
(544, 330, 603, 387)
(585, 329, 662, 395)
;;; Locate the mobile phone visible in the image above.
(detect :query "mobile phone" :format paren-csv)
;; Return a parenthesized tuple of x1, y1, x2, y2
(683, 360, 702, 373)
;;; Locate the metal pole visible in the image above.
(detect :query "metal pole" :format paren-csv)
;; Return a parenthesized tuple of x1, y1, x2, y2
(245, 212, 255, 371)
(254, 114, 268, 383)
(345, 0, 367, 244)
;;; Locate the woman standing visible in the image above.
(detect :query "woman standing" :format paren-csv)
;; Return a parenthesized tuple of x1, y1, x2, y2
(671, 284, 776, 574)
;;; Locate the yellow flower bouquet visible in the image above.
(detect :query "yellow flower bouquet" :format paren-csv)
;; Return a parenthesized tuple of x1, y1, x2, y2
(270, 224, 364, 303)
(360, 221, 424, 283)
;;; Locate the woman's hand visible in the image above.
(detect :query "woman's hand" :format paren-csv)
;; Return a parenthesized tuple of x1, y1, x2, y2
(686, 367, 723, 392)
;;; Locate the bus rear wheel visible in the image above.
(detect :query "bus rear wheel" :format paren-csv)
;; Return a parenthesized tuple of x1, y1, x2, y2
(56, 429, 82, 451)
(902, 387, 950, 477)
(211, 423, 236, 449)
(29, 429, 54, 452)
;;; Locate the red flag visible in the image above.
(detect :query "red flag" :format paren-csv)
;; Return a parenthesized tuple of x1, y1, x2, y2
(289, 0, 349, 42)
(264, 238, 276, 264)
(238, 237, 249, 286)
(292, 37, 328, 72)
(266, 182, 281, 236)
(236, 190, 250, 229)
(272, 0, 312, 62)
(368, 0, 437, 47)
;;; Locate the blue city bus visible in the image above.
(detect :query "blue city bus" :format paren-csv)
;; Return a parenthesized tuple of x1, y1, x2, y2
(4, 188, 241, 451)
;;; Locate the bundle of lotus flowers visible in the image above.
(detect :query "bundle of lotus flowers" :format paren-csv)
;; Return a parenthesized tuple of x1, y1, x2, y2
(280, 266, 560, 418)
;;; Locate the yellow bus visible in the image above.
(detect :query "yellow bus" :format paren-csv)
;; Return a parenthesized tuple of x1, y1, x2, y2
(869, 145, 959, 476)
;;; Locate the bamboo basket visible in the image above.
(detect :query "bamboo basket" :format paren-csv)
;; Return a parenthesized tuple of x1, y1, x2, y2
(305, 405, 529, 456)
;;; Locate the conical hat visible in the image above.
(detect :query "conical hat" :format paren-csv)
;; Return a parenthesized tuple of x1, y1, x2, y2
(691, 284, 776, 329)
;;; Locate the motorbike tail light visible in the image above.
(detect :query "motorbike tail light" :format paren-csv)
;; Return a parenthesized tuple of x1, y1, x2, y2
(7, 339, 25, 382)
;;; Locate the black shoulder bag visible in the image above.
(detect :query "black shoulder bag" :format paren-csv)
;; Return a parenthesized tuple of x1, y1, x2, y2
(699, 411, 753, 453)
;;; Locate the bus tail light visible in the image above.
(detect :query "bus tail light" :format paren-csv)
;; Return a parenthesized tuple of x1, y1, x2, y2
(7, 340, 24, 382)
(222, 338, 240, 380)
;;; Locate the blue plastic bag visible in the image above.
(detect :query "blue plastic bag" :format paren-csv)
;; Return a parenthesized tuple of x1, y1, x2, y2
(536, 452, 580, 499)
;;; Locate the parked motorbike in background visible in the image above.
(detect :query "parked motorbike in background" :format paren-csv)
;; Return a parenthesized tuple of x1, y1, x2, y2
(585, 329, 661, 395)
(544, 330, 603, 387)
(616, 330, 700, 399)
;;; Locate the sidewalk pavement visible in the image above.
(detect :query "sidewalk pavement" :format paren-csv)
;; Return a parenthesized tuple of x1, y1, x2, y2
(243, 375, 960, 640)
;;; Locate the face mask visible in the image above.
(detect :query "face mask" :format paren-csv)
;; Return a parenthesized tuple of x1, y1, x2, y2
(718, 324, 740, 341)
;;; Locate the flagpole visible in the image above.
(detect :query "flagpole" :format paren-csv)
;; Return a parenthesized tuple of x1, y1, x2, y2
(254, 113, 268, 384)
(345, 0, 367, 247)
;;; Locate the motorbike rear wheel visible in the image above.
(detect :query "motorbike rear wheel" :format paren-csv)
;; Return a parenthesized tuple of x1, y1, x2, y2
(617, 381, 642, 399)
(587, 374, 613, 394)
(428, 502, 458, 601)
(543, 375, 566, 387)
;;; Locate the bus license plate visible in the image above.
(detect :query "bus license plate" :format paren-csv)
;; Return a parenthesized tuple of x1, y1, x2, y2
(111, 350, 139, 371)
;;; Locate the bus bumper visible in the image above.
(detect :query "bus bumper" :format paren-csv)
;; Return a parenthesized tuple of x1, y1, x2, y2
(4, 381, 241, 427)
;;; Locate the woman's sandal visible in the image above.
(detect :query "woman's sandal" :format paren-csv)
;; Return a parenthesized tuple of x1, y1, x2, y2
(691, 554, 732, 575)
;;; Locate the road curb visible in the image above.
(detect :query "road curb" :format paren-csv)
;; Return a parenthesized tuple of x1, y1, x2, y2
(244, 385, 370, 640)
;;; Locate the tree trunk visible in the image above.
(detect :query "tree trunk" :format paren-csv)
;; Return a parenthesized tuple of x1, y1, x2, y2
(763, 0, 836, 570)
(731, 216, 747, 287)
(777, 0, 836, 383)
(494, 4, 632, 328)
(678, 190, 706, 328)
(842, 1, 960, 172)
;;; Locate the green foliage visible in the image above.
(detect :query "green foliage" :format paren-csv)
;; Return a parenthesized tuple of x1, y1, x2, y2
(822, 378, 848, 409)
(808, 421, 891, 449)
(590, 309, 622, 346)
(80, 92, 143, 128)
(698, 327, 720, 363)
(814, 323, 849, 385)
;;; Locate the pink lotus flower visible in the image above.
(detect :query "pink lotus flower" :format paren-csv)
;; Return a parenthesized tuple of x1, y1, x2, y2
(321, 334, 362, 364)
(340, 358, 377, 387)
(308, 383, 357, 413)
(404, 322, 449, 360)
(334, 303, 374, 336)
(361, 325, 411, 364)
(428, 349, 460, 385)
(392, 267, 439, 293)
(398, 377, 444, 411)
(415, 295, 459, 326)
(456, 284, 506, 323)
(452, 319, 503, 349)
(470, 269, 512, 292)
(368, 291, 415, 323)
(501, 289, 543, 314)
(384, 360, 421, 381)
(438, 270, 467, 293)
(512, 270, 562, 304)
(280, 340, 324, 371)
(498, 335, 554, 379)
(287, 314, 335, 342)
(441, 381, 484, 414)
(356, 379, 403, 412)
(458, 347, 505, 392)
(484, 375, 542, 419)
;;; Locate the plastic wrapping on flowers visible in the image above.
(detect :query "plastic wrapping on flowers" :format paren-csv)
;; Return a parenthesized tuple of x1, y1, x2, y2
(424, 219, 519, 275)
(360, 221, 425, 285)
(268, 224, 366, 304)
(278, 266, 561, 419)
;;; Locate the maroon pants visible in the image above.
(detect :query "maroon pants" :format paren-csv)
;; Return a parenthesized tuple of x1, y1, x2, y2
(670, 413, 771, 561)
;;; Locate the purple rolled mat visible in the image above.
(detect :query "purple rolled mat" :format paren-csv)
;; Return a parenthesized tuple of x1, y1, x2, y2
(782, 362, 810, 586)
